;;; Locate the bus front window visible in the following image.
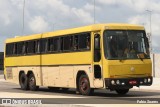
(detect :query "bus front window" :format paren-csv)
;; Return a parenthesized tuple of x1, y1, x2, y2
(103, 30, 150, 60)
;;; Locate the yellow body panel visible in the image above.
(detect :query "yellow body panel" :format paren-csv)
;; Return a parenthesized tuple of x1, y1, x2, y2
(102, 59, 152, 78)
(5, 51, 91, 66)
(41, 52, 92, 65)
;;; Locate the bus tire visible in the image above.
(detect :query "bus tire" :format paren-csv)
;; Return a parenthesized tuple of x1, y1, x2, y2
(78, 75, 93, 96)
(115, 89, 129, 95)
(28, 73, 39, 91)
(19, 73, 28, 90)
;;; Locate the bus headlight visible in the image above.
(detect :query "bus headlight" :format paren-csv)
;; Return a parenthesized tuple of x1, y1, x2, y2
(116, 80, 120, 85)
(148, 78, 151, 82)
(111, 80, 115, 85)
(144, 79, 147, 83)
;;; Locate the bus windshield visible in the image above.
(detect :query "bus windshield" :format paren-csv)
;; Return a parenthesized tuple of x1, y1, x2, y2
(103, 30, 150, 60)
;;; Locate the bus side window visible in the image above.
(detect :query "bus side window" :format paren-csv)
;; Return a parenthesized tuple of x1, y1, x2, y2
(86, 33, 91, 49)
(6, 43, 14, 56)
(22, 42, 26, 55)
(63, 36, 69, 51)
(60, 37, 64, 51)
(17, 42, 24, 55)
(13, 43, 17, 55)
(48, 38, 54, 52)
(78, 33, 91, 50)
(63, 36, 73, 51)
(35, 40, 40, 53)
(53, 38, 60, 52)
(40, 39, 47, 53)
(74, 35, 78, 50)
(26, 41, 36, 54)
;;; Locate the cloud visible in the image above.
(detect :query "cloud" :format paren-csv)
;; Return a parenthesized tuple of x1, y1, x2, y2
(97, 0, 160, 13)
(0, 0, 12, 26)
(0, 0, 160, 53)
(127, 13, 160, 49)
(97, 0, 160, 51)
(29, 16, 49, 33)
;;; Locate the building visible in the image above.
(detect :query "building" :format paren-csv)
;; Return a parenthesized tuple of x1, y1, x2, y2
(152, 54, 160, 78)
(0, 52, 4, 70)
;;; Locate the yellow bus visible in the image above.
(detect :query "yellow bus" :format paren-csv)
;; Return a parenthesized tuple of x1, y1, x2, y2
(4, 23, 152, 95)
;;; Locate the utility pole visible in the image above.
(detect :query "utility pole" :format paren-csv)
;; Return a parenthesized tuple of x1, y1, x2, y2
(146, 10, 155, 77)
(53, 23, 56, 31)
(22, 0, 25, 35)
(93, 0, 95, 24)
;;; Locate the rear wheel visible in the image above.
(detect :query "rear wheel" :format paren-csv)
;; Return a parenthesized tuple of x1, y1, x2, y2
(115, 89, 129, 95)
(19, 73, 28, 90)
(28, 73, 39, 91)
(78, 75, 94, 96)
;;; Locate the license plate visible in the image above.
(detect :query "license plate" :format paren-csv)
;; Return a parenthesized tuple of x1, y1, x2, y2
(129, 80, 137, 84)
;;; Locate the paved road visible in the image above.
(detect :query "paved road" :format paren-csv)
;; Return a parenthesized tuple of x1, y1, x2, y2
(0, 79, 160, 104)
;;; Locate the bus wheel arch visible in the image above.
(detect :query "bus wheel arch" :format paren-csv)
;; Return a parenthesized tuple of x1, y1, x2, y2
(19, 71, 28, 90)
(76, 71, 93, 95)
(27, 71, 39, 91)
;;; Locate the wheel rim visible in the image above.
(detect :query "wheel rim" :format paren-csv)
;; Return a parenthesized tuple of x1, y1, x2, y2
(29, 77, 35, 88)
(80, 77, 89, 92)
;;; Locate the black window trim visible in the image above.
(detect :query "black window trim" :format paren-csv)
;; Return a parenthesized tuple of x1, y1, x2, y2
(5, 32, 91, 57)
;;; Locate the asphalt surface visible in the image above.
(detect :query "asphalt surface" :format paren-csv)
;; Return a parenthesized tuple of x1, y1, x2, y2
(0, 79, 160, 104)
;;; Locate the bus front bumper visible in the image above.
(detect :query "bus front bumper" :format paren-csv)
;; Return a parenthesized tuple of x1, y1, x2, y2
(105, 76, 153, 90)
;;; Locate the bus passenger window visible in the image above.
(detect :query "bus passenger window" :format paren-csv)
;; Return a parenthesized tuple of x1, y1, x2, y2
(48, 38, 54, 52)
(13, 43, 17, 55)
(60, 37, 64, 51)
(6, 43, 14, 56)
(70, 36, 74, 50)
(74, 35, 78, 50)
(40, 39, 47, 53)
(26, 41, 36, 54)
(63, 36, 69, 51)
(17, 42, 24, 55)
(22, 42, 26, 54)
(79, 33, 90, 50)
(53, 38, 60, 52)
(35, 40, 40, 53)
(86, 33, 91, 49)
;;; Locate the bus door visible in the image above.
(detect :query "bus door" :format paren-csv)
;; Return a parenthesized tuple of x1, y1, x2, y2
(93, 33, 104, 88)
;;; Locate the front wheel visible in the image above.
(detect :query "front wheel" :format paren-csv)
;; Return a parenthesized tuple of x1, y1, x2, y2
(28, 73, 39, 91)
(78, 75, 94, 96)
(115, 89, 129, 95)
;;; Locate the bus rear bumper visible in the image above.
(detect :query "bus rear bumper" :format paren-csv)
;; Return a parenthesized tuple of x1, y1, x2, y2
(105, 76, 153, 90)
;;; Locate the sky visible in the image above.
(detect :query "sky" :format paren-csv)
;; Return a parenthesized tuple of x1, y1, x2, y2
(0, 0, 160, 53)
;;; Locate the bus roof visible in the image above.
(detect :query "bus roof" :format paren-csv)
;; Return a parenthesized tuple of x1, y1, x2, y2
(5, 23, 144, 43)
